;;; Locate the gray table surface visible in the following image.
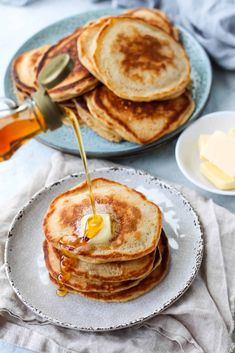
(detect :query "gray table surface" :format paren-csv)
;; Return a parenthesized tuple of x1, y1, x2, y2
(0, 2, 234, 353)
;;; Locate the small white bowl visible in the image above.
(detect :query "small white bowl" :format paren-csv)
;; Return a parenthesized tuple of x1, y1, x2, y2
(175, 111, 235, 195)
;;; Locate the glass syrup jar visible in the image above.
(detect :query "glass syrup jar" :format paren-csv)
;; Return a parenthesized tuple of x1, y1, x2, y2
(0, 54, 73, 161)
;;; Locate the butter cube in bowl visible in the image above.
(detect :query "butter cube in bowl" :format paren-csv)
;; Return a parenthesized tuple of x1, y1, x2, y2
(175, 111, 235, 195)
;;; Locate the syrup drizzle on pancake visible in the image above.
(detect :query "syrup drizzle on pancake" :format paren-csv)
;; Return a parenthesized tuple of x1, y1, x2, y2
(56, 255, 76, 297)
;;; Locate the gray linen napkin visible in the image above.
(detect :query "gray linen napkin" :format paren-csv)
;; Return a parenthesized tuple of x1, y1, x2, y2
(0, 151, 234, 353)
(177, 0, 235, 70)
(108, 0, 235, 70)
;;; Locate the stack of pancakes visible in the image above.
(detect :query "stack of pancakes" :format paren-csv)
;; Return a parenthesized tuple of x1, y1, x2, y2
(12, 7, 195, 144)
(43, 178, 170, 302)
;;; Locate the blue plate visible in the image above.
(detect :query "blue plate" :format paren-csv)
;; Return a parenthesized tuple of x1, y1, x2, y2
(4, 9, 212, 158)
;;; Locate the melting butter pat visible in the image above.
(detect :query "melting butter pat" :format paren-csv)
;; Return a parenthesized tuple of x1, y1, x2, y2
(198, 128, 235, 190)
(80, 213, 112, 245)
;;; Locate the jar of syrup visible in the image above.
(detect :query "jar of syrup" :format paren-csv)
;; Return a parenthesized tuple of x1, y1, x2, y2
(0, 54, 73, 161)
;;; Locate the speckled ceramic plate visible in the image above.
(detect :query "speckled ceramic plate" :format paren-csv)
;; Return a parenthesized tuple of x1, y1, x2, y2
(4, 9, 212, 158)
(5, 167, 203, 331)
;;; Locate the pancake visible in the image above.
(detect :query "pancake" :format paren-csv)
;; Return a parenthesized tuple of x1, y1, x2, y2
(43, 178, 162, 263)
(59, 99, 85, 126)
(36, 28, 98, 101)
(43, 240, 148, 293)
(13, 84, 29, 104)
(49, 231, 169, 302)
(45, 240, 158, 282)
(77, 17, 111, 79)
(46, 232, 165, 294)
(122, 7, 179, 41)
(59, 99, 76, 110)
(85, 85, 195, 144)
(12, 45, 50, 95)
(74, 97, 122, 142)
(77, 11, 179, 81)
(79, 231, 169, 301)
(93, 17, 190, 101)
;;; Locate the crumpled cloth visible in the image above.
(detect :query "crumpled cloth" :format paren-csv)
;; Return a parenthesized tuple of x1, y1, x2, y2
(0, 151, 234, 353)
(176, 0, 235, 70)
(110, 0, 235, 70)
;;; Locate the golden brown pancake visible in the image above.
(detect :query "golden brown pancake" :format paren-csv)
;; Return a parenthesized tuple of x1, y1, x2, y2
(93, 17, 190, 101)
(36, 28, 98, 101)
(13, 84, 29, 104)
(59, 99, 76, 110)
(79, 231, 169, 301)
(43, 178, 162, 263)
(44, 240, 158, 282)
(49, 231, 169, 302)
(43, 240, 148, 293)
(85, 85, 195, 144)
(59, 99, 85, 126)
(77, 16, 111, 79)
(44, 239, 163, 294)
(74, 97, 122, 142)
(12, 45, 50, 95)
(77, 11, 180, 83)
(122, 7, 179, 41)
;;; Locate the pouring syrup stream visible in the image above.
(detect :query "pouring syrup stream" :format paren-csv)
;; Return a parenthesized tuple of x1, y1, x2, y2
(57, 107, 104, 296)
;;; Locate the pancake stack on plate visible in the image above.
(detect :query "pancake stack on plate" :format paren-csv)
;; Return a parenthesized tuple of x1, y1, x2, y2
(42, 178, 170, 302)
(11, 7, 195, 145)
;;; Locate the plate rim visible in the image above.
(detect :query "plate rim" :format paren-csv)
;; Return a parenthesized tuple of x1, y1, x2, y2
(4, 166, 204, 331)
(4, 9, 212, 159)
(175, 111, 235, 196)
